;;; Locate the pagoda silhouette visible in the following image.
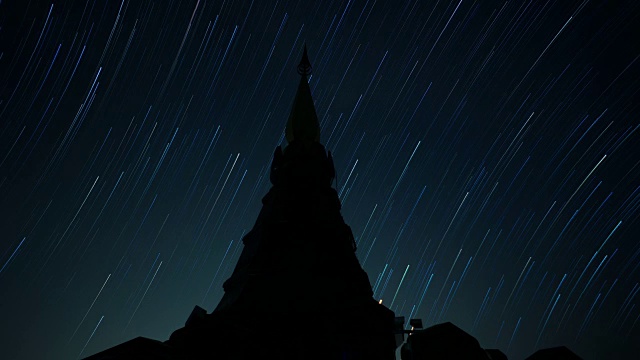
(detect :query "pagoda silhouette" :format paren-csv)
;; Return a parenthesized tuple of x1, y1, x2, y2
(85, 46, 397, 360)
(84, 47, 585, 360)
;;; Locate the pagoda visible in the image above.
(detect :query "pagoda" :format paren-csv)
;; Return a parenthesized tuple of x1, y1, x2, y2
(86, 46, 396, 360)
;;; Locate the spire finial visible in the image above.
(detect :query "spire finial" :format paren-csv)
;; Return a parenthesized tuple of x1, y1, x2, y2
(286, 45, 320, 145)
(297, 44, 312, 76)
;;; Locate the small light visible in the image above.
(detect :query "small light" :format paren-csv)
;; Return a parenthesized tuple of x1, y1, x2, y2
(409, 318, 423, 329)
(379, 299, 383, 304)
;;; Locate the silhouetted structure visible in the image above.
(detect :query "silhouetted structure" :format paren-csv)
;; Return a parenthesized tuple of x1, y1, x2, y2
(86, 46, 396, 360)
(84, 47, 584, 360)
(400, 322, 490, 360)
(525, 346, 583, 360)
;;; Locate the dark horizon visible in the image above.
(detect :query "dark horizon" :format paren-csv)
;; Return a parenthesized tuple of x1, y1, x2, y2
(0, 0, 639, 359)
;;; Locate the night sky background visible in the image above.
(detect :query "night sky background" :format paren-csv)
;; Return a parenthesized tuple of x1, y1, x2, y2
(0, 0, 639, 359)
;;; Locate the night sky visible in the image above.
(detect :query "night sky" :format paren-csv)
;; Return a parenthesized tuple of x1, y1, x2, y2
(0, 0, 639, 359)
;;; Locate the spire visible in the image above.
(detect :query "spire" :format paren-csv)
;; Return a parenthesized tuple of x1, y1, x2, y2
(297, 44, 312, 76)
(286, 44, 320, 145)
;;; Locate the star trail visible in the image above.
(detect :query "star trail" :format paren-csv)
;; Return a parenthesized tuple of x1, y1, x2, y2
(0, 0, 639, 359)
